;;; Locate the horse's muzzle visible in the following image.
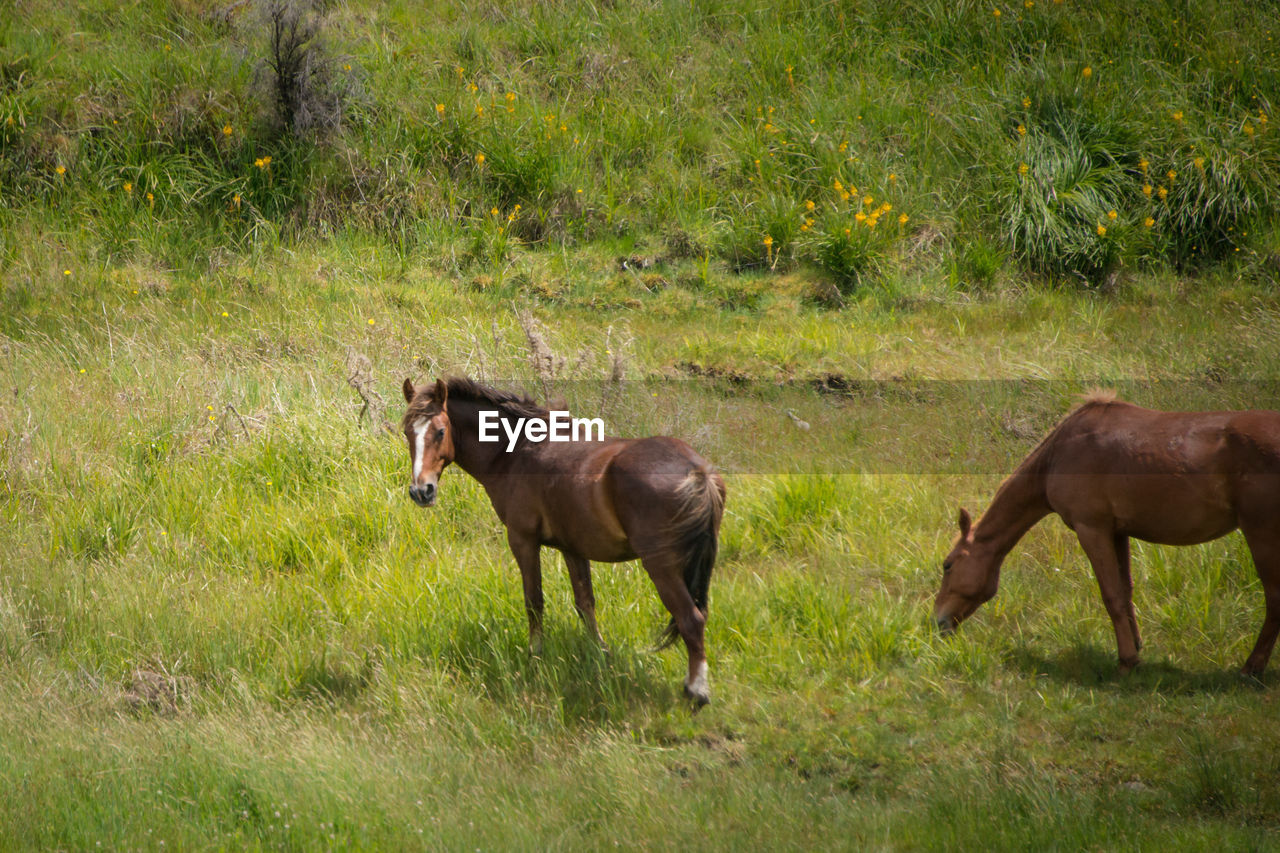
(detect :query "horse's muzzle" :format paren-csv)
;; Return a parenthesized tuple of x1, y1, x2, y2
(409, 482, 437, 507)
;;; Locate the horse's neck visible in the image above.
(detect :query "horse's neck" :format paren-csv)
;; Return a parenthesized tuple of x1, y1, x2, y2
(448, 400, 517, 481)
(974, 469, 1051, 556)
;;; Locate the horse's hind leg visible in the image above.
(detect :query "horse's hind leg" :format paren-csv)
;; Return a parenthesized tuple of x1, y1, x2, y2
(1076, 526, 1142, 674)
(1241, 522, 1280, 676)
(638, 550, 709, 707)
(563, 552, 607, 651)
(1115, 534, 1141, 653)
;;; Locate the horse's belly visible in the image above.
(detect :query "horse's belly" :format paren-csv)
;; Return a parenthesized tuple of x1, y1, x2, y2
(1109, 479, 1238, 544)
(540, 509, 635, 562)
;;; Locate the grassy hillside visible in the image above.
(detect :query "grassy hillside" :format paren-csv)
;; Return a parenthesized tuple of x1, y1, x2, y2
(3, 0, 1280, 849)
(3, 0, 1279, 289)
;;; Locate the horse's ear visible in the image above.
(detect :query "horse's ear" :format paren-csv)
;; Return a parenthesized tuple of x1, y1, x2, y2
(958, 508, 972, 537)
(432, 377, 448, 408)
(402, 377, 416, 404)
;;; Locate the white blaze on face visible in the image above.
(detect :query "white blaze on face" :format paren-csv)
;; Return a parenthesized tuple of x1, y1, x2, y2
(412, 417, 429, 481)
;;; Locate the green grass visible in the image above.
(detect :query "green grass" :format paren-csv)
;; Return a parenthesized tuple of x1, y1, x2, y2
(4, 0, 1280, 848)
(3, 247, 1280, 848)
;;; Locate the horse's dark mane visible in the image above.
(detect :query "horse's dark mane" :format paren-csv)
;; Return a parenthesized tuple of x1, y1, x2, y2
(402, 376, 549, 430)
(444, 377, 550, 421)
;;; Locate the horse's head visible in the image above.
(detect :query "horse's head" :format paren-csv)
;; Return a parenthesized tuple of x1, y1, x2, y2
(401, 377, 455, 508)
(933, 508, 1000, 633)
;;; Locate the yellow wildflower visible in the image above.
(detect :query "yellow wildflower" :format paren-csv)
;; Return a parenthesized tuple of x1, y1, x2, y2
(1018, 162, 1029, 176)
(862, 195, 874, 206)
(1096, 224, 1107, 236)
(124, 182, 132, 194)
(476, 153, 485, 166)
(1142, 184, 1153, 196)
(1107, 209, 1117, 220)
(993, 7, 1002, 17)
(1022, 96, 1031, 108)
(1243, 122, 1255, 136)
(1158, 187, 1168, 200)
(805, 199, 816, 211)
(898, 213, 909, 225)
(1166, 169, 1176, 182)
(1172, 110, 1184, 121)
(1016, 124, 1027, 136)
(436, 103, 445, 117)
(1194, 156, 1205, 169)
(1144, 217, 1154, 227)
(1139, 158, 1149, 173)
(1081, 66, 1093, 78)
(56, 165, 66, 176)
(223, 124, 233, 136)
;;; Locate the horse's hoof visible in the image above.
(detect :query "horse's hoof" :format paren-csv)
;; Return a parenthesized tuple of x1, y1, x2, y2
(1117, 658, 1139, 676)
(683, 684, 710, 710)
(1240, 664, 1266, 683)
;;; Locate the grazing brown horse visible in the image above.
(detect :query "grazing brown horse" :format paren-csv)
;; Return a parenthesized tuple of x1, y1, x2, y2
(401, 376, 726, 706)
(934, 392, 1280, 675)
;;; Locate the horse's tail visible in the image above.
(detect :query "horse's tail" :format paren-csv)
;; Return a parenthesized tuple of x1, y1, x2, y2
(656, 464, 726, 650)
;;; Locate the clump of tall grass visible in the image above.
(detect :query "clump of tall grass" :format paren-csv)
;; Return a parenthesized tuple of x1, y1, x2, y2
(992, 82, 1279, 283)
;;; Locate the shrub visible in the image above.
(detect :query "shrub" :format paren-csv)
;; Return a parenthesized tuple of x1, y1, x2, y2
(254, 0, 353, 139)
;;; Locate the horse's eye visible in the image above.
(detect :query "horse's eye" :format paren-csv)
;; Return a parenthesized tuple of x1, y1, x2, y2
(435, 428, 446, 441)
(942, 560, 953, 575)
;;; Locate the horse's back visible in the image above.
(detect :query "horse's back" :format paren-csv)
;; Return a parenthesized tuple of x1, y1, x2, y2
(1045, 401, 1280, 543)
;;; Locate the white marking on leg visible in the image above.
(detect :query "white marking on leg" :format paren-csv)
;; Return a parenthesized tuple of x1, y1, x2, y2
(687, 660, 709, 699)
(412, 418, 427, 480)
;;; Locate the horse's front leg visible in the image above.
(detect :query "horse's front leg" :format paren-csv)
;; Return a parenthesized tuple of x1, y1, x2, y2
(1076, 526, 1141, 674)
(507, 530, 544, 656)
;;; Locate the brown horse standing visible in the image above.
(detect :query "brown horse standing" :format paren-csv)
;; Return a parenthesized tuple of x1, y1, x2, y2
(401, 376, 726, 706)
(934, 392, 1280, 675)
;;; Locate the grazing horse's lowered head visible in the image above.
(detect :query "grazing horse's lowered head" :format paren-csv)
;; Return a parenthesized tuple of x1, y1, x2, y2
(401, 377, 454, 508)
(933, 507, 1002, 634)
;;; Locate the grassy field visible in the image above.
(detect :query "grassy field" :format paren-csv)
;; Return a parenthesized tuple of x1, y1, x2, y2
(4, 0, 1280, 849)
